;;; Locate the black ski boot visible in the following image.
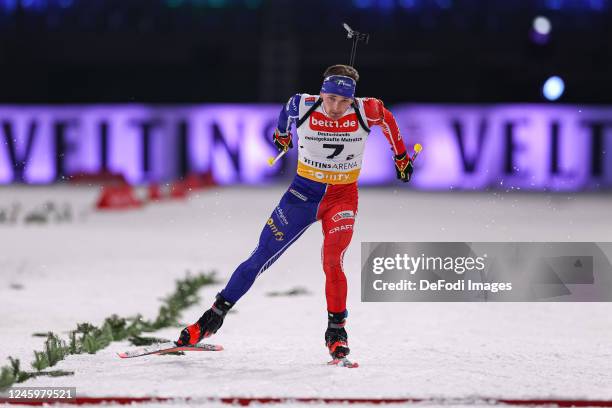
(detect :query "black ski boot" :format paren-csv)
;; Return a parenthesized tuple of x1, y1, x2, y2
(325, 310, 350, 359)
(177, 293, 233, 346)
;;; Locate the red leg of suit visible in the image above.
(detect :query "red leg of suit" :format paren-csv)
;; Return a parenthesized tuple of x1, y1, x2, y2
(317, 183, 358, 313)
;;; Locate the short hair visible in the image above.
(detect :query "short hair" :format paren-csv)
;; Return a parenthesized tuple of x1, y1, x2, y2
(323, 64, 359, 82)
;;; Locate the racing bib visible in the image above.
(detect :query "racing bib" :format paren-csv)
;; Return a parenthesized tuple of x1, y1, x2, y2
(296, 94, 370, 185)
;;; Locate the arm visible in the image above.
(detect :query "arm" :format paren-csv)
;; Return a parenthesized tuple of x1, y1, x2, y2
(276, 94, 301, 134)
(363, 98, 413, 182)
(274, 94, 301, 151)
(363, 97, 407, 156)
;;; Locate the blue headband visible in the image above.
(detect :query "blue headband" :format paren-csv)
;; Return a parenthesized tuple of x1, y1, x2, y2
(320, 75, 356, 98)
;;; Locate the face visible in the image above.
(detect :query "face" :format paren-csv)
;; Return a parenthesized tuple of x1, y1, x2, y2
(320, 93, 353, 120)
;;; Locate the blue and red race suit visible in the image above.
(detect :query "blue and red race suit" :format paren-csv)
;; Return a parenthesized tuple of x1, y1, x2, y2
(220, 94, 407, 313)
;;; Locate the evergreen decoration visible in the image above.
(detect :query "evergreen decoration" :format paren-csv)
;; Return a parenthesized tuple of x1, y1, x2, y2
(0, 271, 217, 392)
(32, 333, 68, 371)
(9, 357, 32, 383)
(0, 365, 15, 391)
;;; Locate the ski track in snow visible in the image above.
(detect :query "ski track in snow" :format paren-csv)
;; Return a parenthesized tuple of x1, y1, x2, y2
(1, 185, 611, 406)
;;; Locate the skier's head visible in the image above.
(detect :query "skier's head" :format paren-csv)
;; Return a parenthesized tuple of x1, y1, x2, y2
(320, 64, 359, 120)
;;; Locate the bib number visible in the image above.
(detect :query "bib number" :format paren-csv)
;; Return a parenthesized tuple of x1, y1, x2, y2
(323, 144, 344, 159)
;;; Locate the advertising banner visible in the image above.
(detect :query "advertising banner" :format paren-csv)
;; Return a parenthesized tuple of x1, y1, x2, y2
(1, 104, 611, 190)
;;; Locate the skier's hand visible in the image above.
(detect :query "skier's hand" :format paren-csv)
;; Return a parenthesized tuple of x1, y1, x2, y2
(394, 152, 413, 183)
(273, 129, 293, 152)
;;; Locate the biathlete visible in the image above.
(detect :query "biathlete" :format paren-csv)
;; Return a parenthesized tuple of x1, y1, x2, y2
(176, 64, 414, 361)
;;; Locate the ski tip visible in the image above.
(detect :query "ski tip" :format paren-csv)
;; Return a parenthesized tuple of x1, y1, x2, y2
(117, 352, 128, 359)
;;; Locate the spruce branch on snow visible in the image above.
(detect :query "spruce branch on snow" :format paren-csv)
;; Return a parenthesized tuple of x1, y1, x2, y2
(0, 270, 218, 391)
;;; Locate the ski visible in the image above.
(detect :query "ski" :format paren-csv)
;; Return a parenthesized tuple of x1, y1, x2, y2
(327, 357, 359, 368)
(117, 342, 223, 359)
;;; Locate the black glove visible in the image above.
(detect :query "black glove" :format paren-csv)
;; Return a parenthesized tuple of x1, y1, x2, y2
(394, 152, 414, 182)
(273, 128, 293, 152)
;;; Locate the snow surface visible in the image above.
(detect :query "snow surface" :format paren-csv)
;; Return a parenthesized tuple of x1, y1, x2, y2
(1, 184, 611, 406)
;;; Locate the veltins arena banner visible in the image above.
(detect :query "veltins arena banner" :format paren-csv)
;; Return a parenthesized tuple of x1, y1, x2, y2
(0, 104, 611, 190)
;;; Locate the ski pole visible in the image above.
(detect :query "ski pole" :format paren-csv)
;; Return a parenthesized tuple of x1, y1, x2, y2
(411, 143, 423, 162)
(267, 149, 288, 167)
(398, 144, 423, 179)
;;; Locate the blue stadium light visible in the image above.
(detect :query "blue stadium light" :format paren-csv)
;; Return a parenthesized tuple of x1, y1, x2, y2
(377, 0, 394, 11)
(533, 16, 551, 35)
(1, 0, 18, 12)
(530, 15, 551, 45)
(542, 76, 565, 101)
(399, 0, 416, 8)
(21, 0, 36, 9)
(545, 0, 562, 10)
(353, 0, 374, 9)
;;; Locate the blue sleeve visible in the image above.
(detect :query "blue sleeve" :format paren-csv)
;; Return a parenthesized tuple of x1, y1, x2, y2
(276, 94, 301, 133)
